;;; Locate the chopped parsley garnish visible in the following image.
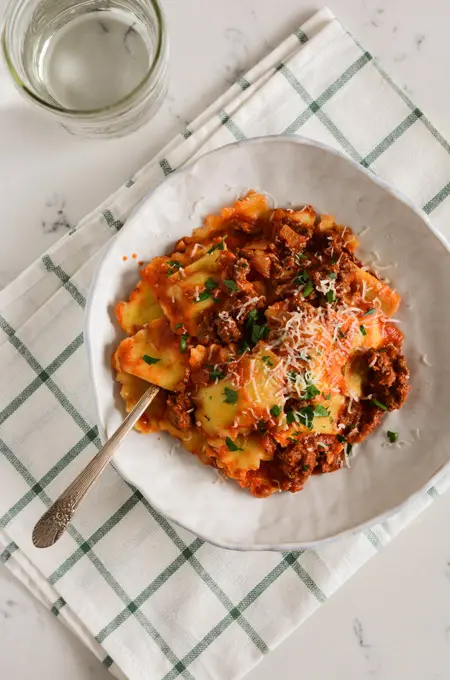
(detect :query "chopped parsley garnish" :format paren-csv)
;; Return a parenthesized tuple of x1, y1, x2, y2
(205, 277, 217, 291)
(196, 290, 211, 303)
(387, 431, 399, 443)
(328, 272, 337, 279)
(286, 410, 295, 425)
(250, 322, 269, 345)
(238, 339, 250, 354)
(323, 392, 331, 400)
(330, 256, 337, 264)
(346, 443, 353, 456)
(303, 281, 314, 297)
(247, 309, 258, 322)
(224, 279, 239, 293)
(174, 322, 183, 330)
(304, 384, 320, 400)
(209, 368, 225, 380)
(294, 271, 310, 286)
(223, 387, 238, 404)
(262, 355, 274, 367)
(288, 370, 298, 383)
(360, 325, 367, 336)
(257, 420, 267, 432)
(337, 434, 346, 444)
(270, 405, 282, 418)
(364, 308, 376, 316)
(167, 260, 182, 276)
(208, 236, 227, 254)
(179, 335, 188, 354)
(297, 406, 315, 430)
(225, 437, 242, 452)
(326, 290, 336, 303)
(372, 398, 387, 411)
(142, 355, 160, 365)
(313, 404, 330, 417)
(296, 253, 308, 261)
(303, 464, 310, 472)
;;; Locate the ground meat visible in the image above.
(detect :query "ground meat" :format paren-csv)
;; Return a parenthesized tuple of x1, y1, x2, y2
(214, 312, 242, 343)
(231, 257, 256, 295)
(166, 392, 194, 431)
(276, 436, 318, 490)
(340, 400, 384, 444)
(366, 345, 410, 410)
(227, 217, 262, 235)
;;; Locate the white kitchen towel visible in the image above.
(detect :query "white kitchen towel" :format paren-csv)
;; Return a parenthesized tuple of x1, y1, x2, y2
(1, 8, 450, 680)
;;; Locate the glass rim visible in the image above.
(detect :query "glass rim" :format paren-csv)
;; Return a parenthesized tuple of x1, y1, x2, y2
(1, 0, 165, 117)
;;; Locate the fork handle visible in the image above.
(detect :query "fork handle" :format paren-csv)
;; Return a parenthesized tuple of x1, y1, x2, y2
(32, 384, 159, 548)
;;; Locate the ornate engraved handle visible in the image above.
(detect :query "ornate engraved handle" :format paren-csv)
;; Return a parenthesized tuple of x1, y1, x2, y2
(32, 384, 160, 548)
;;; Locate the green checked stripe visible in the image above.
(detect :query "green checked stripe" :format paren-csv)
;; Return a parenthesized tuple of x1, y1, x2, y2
(51, 597, 66, 616)
(102, 655, 114, 669)
(162, 551, 323, 680)
(42, 255, 86, 309)
(102, 209, 124, 231)
(219, 109, 247, 141)
(0, 439, 195, 680)
(0, 541, 18, 563)
(160, 158, 175, 176)
(293, 27, 309, 44)
(0, 332, 84, 429)
(237, 76, 251, 91)
(423, 182, 450, 215)
(0, 315, 99, 442)
(360, 109, 423, 168)
(0, 426, 98, 530)
(127, 495, 269, 654)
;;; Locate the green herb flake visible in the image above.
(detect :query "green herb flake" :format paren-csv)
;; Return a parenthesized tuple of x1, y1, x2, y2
(387, 431, 399, 443)
(223, 387, 238, 405)
(294, 271, 310, 286)
(303, 281, 314, 297)
(364, 307, 376, 316)
(167, 260, 182, 276)
(270, 405, 282, 418)
(314, 404, 330, 417)
(288, 370, 297, 383)
(142, 355, 160, 365)
(328, 272, 337, 279)
(303, 464, 310, 472)
(337, 328, 346, 340)
(262, 355, 274, 367)
(330, 256, 337, 264)
(196, 290, 211, 303)
(286, 410, 295, 425)
(205, 278, 217, 291)
(174, 323, 183, 330)
(297, 406, 315, 430)
(360, 325, 367, 336)
(372, 398, 387, 411)
(247, 309, 258, 322)
(257, 420, 267, 432)
(224, 279, 239, 293)
(296, 253, 308, 261)
(208, 236, 227, 254)
(337, 434, 346, 444)
(209, 368, 225, 381)
(251, 323, 269, 345)
(179, 335, 188, 354)
(238, 339, 250, 354)
(225, 437, 242, 452)
(326, 290, 336, 303)
(304, 384, 320, 400)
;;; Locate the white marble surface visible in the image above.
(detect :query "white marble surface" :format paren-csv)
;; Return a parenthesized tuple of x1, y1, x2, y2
(1, 0, 450, 678)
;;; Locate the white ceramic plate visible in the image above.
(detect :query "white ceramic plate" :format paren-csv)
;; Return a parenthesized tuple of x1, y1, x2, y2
(86, 136, 450, 551)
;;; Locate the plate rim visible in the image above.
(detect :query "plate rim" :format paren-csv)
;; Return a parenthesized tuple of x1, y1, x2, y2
(85, 134, 450, 551)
